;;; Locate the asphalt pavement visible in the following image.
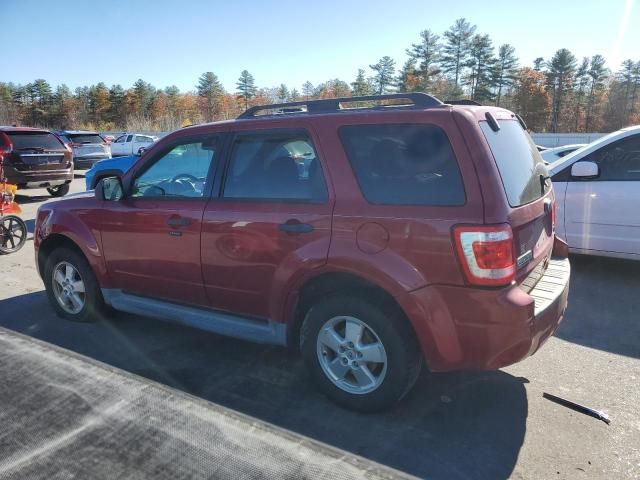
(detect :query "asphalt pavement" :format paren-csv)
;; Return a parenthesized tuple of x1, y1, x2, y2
(0, 176, 638, 479)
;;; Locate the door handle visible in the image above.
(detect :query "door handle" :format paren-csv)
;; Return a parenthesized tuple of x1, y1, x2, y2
(278, 220, 314, 234)
(166, 216, 191, 227)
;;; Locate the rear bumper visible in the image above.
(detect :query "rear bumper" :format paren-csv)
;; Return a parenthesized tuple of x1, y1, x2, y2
(5, 164, 74, 190)
(407, 238, 570, 372)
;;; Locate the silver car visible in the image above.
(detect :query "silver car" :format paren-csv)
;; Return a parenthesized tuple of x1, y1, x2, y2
(56, 130, 111, 169)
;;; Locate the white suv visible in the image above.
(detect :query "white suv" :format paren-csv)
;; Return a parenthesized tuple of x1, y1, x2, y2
(550, 125, 640, 260)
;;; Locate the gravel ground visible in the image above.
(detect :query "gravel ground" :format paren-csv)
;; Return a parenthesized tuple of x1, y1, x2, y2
(0, 177, 638, 480)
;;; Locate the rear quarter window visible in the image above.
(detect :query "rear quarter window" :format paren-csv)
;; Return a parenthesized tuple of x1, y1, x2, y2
(339, 124, 465, 206)
(480, 120, 550, 207)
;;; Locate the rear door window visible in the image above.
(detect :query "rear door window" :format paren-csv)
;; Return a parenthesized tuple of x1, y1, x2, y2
(339, 124, 465, 206)
(222, 131, 328, 203)
(480, 120, 550, 207)
(7, 132, 64, 150)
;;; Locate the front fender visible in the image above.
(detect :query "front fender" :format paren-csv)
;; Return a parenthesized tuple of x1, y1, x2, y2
(36, 208, 110, 287)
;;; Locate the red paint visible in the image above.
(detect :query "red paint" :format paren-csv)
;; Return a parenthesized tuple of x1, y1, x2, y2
(34, 103, 569, 373)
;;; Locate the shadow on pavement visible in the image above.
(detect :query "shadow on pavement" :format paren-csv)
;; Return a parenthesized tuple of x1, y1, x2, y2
(556, 254, 640, 358)
(0, 290, 528, 480)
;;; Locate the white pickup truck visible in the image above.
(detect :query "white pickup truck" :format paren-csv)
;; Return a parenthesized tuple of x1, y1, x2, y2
(110, 133, 158, 157)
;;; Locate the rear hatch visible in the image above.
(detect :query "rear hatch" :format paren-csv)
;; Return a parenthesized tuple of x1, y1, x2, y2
(67, 133, 109, 158)
(479, 118, 554, 291)
(5, 131, 70, 171)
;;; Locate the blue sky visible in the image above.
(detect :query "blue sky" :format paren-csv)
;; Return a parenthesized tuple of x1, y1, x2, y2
(2, 0, 638, 93)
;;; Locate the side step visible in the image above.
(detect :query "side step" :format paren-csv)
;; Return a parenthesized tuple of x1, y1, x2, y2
(102, 289, 287, 346)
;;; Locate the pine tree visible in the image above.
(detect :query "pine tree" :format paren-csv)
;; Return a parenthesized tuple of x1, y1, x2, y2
(585, 54, 607, 131)
(302, 81, 315, 100)
(547, 49, 577, 132)
(289, 88, 300, 101)
(493, 44, 518, 106)
(369, 56, 396, 94)
(573, 58, 590, 131)
(197, 72, 224, 121)
(406, 30, 440, 91)
(533, 57, 545, 71)
(466, 34, 496, 103)
(351, 69, 374, 96)
(236, 70, 257, 110)
(277, 84, 289, 102)
(108, 85, 126, 127)
(441, 18, 476, 87)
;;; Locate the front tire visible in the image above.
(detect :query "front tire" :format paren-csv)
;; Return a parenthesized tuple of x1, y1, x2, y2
(44, 247, 105, 322)
(301, 295, 422, 412)
(47, 184, 70, 197)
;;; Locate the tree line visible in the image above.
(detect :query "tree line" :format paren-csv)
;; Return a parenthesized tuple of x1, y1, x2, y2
(1, 18, 639, 133)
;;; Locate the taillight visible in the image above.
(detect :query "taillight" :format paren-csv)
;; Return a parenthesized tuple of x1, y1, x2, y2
(453, 224, 516, 286)
(0, 132, 12, 153)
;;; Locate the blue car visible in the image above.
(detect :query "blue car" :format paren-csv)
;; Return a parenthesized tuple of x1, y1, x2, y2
(85, 154, 139, 190)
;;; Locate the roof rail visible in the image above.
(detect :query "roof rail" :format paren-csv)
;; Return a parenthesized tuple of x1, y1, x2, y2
(444, 99, 482, 106)
(237, 93, 443, 119)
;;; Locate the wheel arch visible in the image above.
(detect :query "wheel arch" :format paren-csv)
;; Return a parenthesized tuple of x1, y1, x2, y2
(287, 270, 421, 355)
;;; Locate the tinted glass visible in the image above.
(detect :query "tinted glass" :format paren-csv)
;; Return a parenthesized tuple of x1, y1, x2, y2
(114, 135, 126, 143)
(131, 138, 217, 198)
(7, 132, 64, 150)
(126, 135, 133, 142)
(480, 120, 550, 207)
(583, 135, 640, 181)
(339, 124, 465, 206)
(223, 132, 328, 202)
(68, 134, 104, 144)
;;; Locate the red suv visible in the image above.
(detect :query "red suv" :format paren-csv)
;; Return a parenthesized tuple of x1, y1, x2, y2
(34, 94, 570, 411)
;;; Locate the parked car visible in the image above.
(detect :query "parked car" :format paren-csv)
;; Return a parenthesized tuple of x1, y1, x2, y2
(541, 144, 586, 163)
(55, 130, 111, 169)
(34, 93, 570, 411)
(0, 126, 73, 196)
(110, 133, 158, 157)
(85, 146, 152, 190)
(550, 125, 640, 260)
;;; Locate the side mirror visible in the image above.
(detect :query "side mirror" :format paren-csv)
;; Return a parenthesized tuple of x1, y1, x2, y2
(95, 176, 124, 201)
(571, 161, 599, 179)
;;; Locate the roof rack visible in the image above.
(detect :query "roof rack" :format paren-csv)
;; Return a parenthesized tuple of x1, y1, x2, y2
(237, 93, 443, 119)
(444, 99, 482, 106)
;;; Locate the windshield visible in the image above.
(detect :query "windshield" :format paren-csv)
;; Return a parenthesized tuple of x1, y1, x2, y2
(480, 119, 550, 207)
(7, 131, 64, 150)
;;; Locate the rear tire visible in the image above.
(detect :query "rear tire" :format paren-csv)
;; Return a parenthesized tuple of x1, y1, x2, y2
(300, 294, 422, 412)
(44, 247, 105, 322)
(47, 184, 70, 197)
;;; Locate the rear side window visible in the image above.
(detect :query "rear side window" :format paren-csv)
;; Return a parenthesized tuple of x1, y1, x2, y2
(223, 131, 328, 203)
(480, 120, 550, 207)
(339, 124, 465, 206)
(68, 134, 104, 144)
(7, 132, 64, 150)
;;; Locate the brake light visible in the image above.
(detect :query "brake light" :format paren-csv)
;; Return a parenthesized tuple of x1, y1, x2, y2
(453, 224, 516, 286)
